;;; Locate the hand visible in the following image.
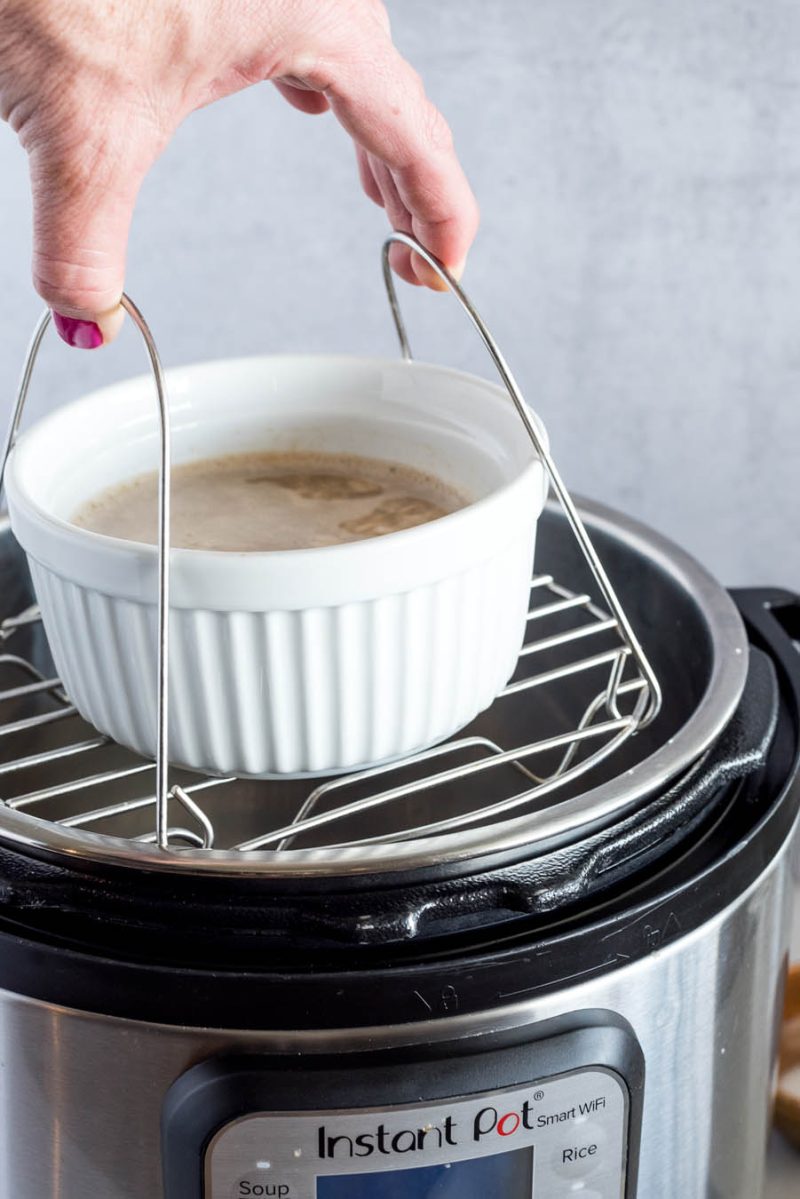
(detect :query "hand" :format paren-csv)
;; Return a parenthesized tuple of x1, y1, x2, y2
(0, 0, 479, 346)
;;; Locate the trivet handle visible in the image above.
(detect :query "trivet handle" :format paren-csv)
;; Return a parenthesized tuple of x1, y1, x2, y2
(0, 299, 176, 847)
(381, 232, 662, 727)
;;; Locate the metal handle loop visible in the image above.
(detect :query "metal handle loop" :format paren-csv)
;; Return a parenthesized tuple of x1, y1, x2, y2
(0, 298, 175, 847)
(381, 232, 662, 726)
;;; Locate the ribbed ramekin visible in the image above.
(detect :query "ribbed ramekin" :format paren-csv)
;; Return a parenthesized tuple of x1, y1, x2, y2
(5, 355, 547, 777)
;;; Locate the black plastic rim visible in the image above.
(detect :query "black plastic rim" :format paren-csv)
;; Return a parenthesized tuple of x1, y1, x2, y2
(0, 589, 795, 1030)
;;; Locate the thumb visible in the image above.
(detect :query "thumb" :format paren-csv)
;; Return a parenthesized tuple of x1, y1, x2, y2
(27, 130, 149, 348)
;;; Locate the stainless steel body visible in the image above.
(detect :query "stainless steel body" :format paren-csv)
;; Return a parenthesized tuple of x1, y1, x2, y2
(0, 827, 796, 1199)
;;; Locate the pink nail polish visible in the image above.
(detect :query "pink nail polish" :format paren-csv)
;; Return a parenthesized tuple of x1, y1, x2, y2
(52, 312, 103, 350)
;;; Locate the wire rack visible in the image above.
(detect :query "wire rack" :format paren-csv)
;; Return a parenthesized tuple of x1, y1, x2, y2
(0, 570, 650, 854)
(0, 232, 660, 862)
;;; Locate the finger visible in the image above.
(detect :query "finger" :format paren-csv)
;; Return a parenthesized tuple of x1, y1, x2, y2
(356, 145, 384, 207)
(368, 156, 419, 286)
(358, 147, 418, 283)
(367, 0, 392, 36)
(27, 124, 152, 347)
(308, 39, 479, 287)
(273, 79, 330, 116)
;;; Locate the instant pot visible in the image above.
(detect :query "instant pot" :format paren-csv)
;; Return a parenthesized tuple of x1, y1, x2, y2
(0, 237, 797, 1199)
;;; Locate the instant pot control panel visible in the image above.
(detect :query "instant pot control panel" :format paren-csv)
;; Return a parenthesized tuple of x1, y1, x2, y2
(162, 1019, 643, 1198)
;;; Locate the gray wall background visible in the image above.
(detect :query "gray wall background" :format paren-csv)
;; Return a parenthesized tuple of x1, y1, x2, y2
(0, 0, 798, 588)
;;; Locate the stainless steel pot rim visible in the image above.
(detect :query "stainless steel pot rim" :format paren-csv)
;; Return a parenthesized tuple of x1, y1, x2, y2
(0, 498, 749, 878)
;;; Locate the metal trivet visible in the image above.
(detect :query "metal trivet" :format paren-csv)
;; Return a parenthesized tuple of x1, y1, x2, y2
(0, 233, 661, 862)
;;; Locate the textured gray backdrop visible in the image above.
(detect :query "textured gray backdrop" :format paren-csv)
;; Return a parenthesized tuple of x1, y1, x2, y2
(0, 0, 798, 588)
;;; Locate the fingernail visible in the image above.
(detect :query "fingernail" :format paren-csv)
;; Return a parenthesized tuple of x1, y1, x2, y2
(52, 312, 104, 350)
(413, 255, 466, 292)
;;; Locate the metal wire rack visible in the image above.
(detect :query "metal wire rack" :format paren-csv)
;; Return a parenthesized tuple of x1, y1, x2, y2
(0, 232, 660, 862)
(0, 568, 650, 854)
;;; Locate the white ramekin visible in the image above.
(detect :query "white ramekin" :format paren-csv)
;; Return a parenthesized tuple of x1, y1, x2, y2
(5, 355, 548, 777)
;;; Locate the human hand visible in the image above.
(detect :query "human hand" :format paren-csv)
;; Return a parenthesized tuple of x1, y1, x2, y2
(0, 0, 479, 346)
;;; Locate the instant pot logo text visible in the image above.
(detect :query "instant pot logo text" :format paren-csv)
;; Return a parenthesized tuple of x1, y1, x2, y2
(317, 1116, 458, 1159)
(317, 1093, 607, 1159)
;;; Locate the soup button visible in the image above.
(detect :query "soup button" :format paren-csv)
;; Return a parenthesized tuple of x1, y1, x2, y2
(232, 1177, 292, 1198)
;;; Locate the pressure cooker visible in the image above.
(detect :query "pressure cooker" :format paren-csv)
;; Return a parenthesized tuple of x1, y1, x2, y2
(0, 237, 796, 1199)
